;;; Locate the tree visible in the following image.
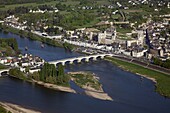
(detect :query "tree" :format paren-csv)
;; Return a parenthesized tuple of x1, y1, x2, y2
(25, 66, 30, 74)
(56, 64, 69, 85)
(39, 63, 57, 83)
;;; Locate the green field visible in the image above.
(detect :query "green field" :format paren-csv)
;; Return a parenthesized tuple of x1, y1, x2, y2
(0, 1, 57, 10)
(105, 57, 170, 98)
(0, 64, 7, 70)
(0, 0, 109, 10)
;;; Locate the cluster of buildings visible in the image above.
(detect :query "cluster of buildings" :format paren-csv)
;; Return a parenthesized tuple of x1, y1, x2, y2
(3, 15, 27, 30)
(0, 54, 44, 74)
(64, 23, 148, 58)
(1, 14, 148, 58)
(143, 16, 170, 60)
(128, 0, 170, 7)
(1, 1, 169, 61)
(29, 8, 58, 13)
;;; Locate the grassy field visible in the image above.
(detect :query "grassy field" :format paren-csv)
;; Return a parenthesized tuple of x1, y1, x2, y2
(105, 57, 170, 98)
(0, 0, 111, 10)
(116, 27, 132, 33)
(0, 1, 58, 10)
(0, 64, 7, 70)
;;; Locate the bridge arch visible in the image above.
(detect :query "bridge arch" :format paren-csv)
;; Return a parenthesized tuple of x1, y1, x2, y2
(73, 59, 81, 64)
(65, 61, 71, 65)
(56, 62, 64, 66)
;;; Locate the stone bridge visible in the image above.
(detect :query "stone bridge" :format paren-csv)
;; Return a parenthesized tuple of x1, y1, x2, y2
(48, 54, 115, 66)
(0, 69, 10, 77)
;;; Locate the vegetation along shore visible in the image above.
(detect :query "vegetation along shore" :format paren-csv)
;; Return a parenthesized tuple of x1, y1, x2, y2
(0, 25, 74, 51)
(7, 63, 112, 101)
(105, 56, 170, 98)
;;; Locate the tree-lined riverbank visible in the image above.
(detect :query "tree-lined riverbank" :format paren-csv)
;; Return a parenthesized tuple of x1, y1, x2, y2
(105, 56, 170, 98)
(8, 66, 112, 101)
(0, 25, 76, 51)
(0, 25, 63, 47)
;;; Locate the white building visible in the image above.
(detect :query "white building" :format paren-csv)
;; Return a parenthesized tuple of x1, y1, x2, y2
(137, 30, 145, 45)
(132, 50, 147, 57)
(0, 58, 7, 64)
(29, 68, 40, 74)
(98, 26, 116, 44)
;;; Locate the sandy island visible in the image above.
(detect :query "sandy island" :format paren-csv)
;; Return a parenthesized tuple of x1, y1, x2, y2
(34, 79, 112, 101)
(9, 73, 112, 101)
(68, 71, 113, 101)
(0, 102, 41, 113)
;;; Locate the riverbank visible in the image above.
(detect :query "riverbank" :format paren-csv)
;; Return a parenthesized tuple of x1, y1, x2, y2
(8, 74, 76, 93)
(0, 102, 40, 113)
(105, 56, 170, 98)
(9, 73, 112, 101)
(85, 90, 113, 101)
(0, 25, 64, 48)
(32, 80, 76, 93)
(68, 71, 113, 101)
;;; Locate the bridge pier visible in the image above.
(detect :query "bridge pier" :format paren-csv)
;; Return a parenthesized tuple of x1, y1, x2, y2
(77, 59, 81, 63)
(101, 56, 105, 59)
(69, 61, 73, 64)
(93, 57, 97, 61)
(85, 58, 89, 62)
(62, 62, 65, 66)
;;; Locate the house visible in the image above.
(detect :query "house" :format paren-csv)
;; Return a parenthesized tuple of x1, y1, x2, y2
(0, 58, 7, 64)
(132, 49, 147, 58)
(29, 68, 40, 74)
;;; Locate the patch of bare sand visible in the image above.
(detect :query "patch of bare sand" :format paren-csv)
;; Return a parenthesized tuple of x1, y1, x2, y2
(33, 80, 76, 93)
(85, 90, 113, 101)
(0, 102, 40, 113)
(136, 73, 157, 83)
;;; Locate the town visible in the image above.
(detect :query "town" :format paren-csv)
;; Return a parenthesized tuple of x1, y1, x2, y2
(0, 0, 170, 113)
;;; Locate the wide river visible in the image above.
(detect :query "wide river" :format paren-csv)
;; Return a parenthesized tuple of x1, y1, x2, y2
(0, 31, 170, 113)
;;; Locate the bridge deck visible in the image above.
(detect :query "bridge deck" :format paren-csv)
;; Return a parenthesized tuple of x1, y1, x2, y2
(48, 54, 114, 64)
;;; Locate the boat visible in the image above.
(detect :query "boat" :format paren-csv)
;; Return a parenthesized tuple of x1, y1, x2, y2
(25, 46, 28, 51)
(41, 43, 44, 48)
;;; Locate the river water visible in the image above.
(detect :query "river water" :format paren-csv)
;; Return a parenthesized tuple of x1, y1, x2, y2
(0, 31, 170, 113)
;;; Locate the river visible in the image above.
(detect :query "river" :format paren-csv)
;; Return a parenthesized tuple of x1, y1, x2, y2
(0, 31, 170, 113)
